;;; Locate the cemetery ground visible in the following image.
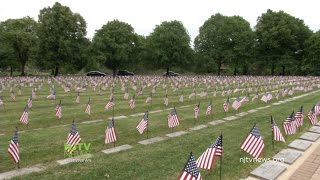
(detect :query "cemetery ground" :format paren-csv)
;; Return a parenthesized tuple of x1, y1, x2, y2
(0, 76, 319, 179)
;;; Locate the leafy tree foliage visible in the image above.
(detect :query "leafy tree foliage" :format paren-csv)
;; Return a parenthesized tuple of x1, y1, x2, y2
(92, 20, 137, 77)
(0, 17, 37, 76)
(37, 2, 88, 76)
(195, 14, 255, 75)
(255, 9, 312, 75)
(304, 31, 320, 75)
(146, 20, 193, 74)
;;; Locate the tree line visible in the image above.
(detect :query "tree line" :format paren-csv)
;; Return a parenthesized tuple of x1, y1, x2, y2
(0, 2, 319, 76)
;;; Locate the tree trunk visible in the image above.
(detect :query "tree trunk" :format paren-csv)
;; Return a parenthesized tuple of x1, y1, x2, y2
(112, 69, 116, 78)
(54, 66, 59, 77)
(217, 62, 221, 76)
(233, 67, 237, 75)
(271, 63, 275, 76)
(10, 65, 13, 76)
(281, 65, 285, 76)
(166, 67, 169, 78)
(20, 62, 26, 76)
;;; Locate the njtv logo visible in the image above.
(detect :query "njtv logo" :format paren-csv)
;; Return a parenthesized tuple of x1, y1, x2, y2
(64, 143, 91, 158)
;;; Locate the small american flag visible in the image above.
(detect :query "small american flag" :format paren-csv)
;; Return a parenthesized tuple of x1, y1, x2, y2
(189, 88, 196, 99)
(267, 93, 273, 101)
(0, 96, 4, 106)
(124, 90, 129, 100)
(294, 106, 303, 127)
(232, 97, 241, 110)
(105, 118, 117, 144)
(178, 152, 202, 180)
(251, 92, 258, 101)
(32, 89, 36, 99)
(145, 93, 152, 103)
(136, 111, 148, 134)
(27, 96, 32, 108)
(308, 105, 317, 125)
(8, 127, 19, 163)
(179, 94, 184, 102)
(315, 103, 320, 115)
(75, 92, 80, 103)
(271, 117, 285, 142)
(240, 124, 264, 159)
(85, 98, 91, 115)
(168, 107, 179, 128)
(55, 100, 62, 119)
(283, 111, 296, 135)
(105, 98, 115, 110)
(164, 94, 169, 107)
(194, 103, 200, 119)
(196, 135, 223, 170)
(129, 95, 136, 109)
(206, 100, 212, 115)
(20, 106, 29, 124)
(66, 121, 81, 153)
(260, 94, 268, 102)
(223, 97, 229, 112)
(240, 93, 250, 103)
(10, 91, 16, 101)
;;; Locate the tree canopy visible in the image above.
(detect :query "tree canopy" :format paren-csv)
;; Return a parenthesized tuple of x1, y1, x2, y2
(37, 2, 88, 76)
(255, 9, 312, 75)
(0, 17, 37, 76)
(146, 20, 193, 74)
(92, 20, 138, 77)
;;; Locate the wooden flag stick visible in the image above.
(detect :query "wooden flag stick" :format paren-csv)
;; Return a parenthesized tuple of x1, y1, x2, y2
(220, 132, 223, 180)
(271, 116, 274, 150)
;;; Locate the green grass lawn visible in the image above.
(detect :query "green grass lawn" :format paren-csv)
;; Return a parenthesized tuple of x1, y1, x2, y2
(0, 76, 319, 179)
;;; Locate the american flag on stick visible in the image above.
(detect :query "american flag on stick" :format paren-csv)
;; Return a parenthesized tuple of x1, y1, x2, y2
(260, 94, 268, 103)
(66, 121, 81, 153)
(232, 97, 241, 110)
(55, 100, 62, 119)
(196, 135, 223, 170)
(20, 105, 29, 124)
(10, 90, 16, 101)
(8, 127, 19, 164)
(136, 111, 148, 134)
(251, 92, 258, 101)
(308, 105, 317, 125)
(223, 97, 229, 112)
(129, 95, 136, 109)
(294, 106, 303, 127)
(0, 96, 4, 106)
(27, 96, 32, 109)
(145, 93, 152, 103)
(271, 116, 285, 142)
(105, 118, 117, 144)
(105, 97, 115, 110)
(240, 124, 265, 159)
(206, 100, 212, 115)
(178, 152, 202, 180)
(164, 94, 169, 107)
(84, 98, 91, 115)
(75, 92, 80, 103)
(168, 107, 180, 128)
(194, 102, 200, 119)
(283, 111, 296, 135)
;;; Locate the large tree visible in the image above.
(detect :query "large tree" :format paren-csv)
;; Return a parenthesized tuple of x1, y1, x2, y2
(0, 17, 37, 76)
(303, 31, 320, 75)
(37, 2, 87, 76)
(92, 20, 137, 77)
(194, 13, 254, 75)
(146, 20, 193, 74)
(255, 9, 312, 75)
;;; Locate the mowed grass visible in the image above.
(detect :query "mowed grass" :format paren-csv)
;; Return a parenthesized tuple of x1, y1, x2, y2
(0, 76, 319, 179)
